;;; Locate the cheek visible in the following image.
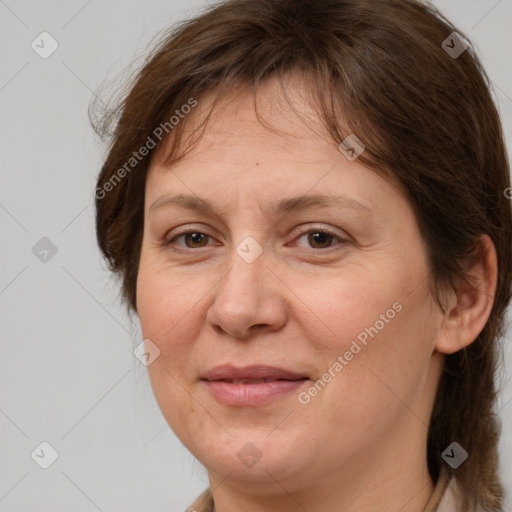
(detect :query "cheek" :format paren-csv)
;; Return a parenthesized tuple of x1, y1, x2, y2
(136, 262, 203, 436)
(291, 264, 406, 353)
(136, 273, 191, 388)
(294, 261, 437, 403)
(136, 255, 205, 343)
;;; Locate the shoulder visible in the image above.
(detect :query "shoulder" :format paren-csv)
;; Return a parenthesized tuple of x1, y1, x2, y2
(186, 480, 495, 512)
(185, 487, 214, 512)
(438, 478, 490, 512)
(436, 477, 462, 512)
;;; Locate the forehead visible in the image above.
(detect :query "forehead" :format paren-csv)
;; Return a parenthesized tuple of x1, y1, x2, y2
(147, 89, 353, 202)
(150, 75, 340, 169)
(145, 75, 409, 218)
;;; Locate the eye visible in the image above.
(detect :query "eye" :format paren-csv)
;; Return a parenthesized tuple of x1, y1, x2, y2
(293, 227, 347, 250)
(166, 231, 214, 249)
(163, 226, 347, 252)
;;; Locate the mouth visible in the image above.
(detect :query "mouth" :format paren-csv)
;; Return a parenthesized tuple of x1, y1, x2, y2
(202, 364, 308, 381)
(217, 378, 305, 384)
(201, 365, 310, 407)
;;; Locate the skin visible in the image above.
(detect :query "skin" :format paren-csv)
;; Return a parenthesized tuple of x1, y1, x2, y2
(136, 77, 497, 512)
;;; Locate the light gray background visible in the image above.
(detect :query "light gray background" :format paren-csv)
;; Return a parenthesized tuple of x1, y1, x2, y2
(0, 1, 511, 511)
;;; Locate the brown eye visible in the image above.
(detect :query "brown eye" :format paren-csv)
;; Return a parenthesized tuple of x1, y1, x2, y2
(183, 232, 210, 248)
(307, 231, 335, 249)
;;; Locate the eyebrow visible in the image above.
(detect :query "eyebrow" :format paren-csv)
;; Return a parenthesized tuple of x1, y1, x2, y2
(148, 193, 373, 217)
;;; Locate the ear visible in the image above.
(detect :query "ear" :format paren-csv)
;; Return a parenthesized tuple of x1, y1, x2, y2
(435, 234, 498, 355)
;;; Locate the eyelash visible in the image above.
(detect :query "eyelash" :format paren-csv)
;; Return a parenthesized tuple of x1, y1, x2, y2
(163, 225, 347, 252)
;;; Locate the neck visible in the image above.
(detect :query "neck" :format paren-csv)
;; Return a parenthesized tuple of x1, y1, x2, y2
(208, 430, 434, 512)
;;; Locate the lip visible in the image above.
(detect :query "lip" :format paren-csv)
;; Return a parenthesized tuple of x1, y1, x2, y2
(202, 364, 308, 381)
(201, 365, 310, 407)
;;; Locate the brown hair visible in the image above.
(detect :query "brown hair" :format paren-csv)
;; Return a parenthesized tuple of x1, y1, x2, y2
(91, 0, 512, 509)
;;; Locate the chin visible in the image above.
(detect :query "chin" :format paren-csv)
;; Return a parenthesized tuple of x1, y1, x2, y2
(189, 432, 312, 487)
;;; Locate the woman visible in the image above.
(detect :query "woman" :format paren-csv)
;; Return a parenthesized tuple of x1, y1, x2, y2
(92, 0, 511, 510)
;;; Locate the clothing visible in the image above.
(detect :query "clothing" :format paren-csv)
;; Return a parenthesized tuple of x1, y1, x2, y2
(186, 467, 462, 512)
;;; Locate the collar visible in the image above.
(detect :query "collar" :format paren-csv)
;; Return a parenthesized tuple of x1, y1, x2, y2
(187, 468, 452, 512)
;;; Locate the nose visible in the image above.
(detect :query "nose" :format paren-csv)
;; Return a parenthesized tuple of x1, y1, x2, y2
(205, 243, 288, 340)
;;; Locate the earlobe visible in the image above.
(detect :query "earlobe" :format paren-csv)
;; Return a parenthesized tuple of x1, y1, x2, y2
(435, 234, 498, 355)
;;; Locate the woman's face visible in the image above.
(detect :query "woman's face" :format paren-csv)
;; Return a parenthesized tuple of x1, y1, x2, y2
(136, 79, 445, 494)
